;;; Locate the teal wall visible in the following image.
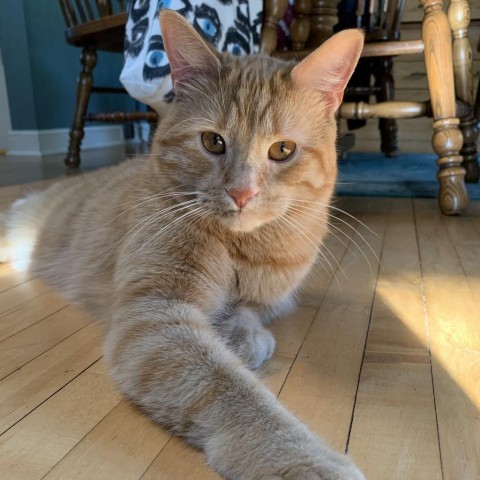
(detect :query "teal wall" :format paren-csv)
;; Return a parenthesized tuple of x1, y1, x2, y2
(0, 0, 135, 131)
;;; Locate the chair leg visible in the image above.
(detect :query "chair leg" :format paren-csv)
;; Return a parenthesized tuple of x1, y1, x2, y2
(65, 46, 97, 168)
(448, 0, 479, 183)
(422, 0, 468, 214)
(475, 77, 480, 129)
(374, 58, 399, 158)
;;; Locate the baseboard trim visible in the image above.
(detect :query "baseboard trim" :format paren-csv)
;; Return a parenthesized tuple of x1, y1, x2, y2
(7, 125, 125, 156)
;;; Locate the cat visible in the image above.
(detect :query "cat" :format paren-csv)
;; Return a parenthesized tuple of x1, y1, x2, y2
(0, 10, 365, 480)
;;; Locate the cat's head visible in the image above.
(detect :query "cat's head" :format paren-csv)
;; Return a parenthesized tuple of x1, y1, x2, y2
(150, 10, 363, 233)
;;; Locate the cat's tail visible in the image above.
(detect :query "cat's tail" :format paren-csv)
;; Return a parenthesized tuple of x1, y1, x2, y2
(0, 192, 45, 271)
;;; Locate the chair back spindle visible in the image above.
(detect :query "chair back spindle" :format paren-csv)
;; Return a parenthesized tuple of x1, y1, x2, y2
(58, 0, 124, 27)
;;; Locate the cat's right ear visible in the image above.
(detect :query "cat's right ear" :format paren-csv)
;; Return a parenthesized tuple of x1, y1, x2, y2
(291, 29, 364, 112)
(159, 10, 221, 90)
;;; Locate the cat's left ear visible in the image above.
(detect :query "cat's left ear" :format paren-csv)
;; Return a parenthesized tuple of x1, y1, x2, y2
(159, 10, 221, 90)
(291, 29, 364, 111)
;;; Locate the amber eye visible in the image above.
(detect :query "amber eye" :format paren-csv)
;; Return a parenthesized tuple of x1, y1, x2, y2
(268, 140, 296, 162)
(201, 132, 226, 154)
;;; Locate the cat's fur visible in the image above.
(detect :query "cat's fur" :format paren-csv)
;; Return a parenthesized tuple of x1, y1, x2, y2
(0, 11, 365, 479)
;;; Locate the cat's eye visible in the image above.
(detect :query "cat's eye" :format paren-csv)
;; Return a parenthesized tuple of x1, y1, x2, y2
(268, 141, 296, 162)
(201, 132, 226, 154)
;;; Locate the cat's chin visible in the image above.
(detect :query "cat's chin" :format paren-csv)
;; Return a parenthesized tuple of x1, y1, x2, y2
(219, 212, 267, 233)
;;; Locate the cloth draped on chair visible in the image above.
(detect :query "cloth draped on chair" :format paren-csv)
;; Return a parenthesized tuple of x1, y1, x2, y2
(120, 0, 264, 115)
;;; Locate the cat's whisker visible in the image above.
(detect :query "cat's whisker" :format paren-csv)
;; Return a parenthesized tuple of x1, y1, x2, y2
(107, 200, 199, 260)
(278, 215, 341, 289)
(114, 190, 199, 209)
(285, 213, 347, 282)
(287, 205, 359, 263)
(277, 216, 336, 284)
(130, 201, 200, 249)
(275, 216, 330, 274)
(287, 204, 373, 270)
(284, 198, 381, 269)
(99, 191, 202, 231)
(129, 199, 198, 238)
(291, 199, 380, 239)
(139, 206, 205, 252)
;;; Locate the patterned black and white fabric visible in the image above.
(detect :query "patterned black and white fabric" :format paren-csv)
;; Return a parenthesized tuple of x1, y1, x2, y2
(120, 0, 264, 114)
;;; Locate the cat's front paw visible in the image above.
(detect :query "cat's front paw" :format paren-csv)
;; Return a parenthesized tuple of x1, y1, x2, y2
(215, 306, 275, 369)
(234, 321, 275, 369)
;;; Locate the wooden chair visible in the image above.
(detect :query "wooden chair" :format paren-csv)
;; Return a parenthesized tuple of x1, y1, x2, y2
(58, 0, 157, 168)
(261, 0, 479, 215)
(475, 38, 480, 134)
(335, 0, 406, 158)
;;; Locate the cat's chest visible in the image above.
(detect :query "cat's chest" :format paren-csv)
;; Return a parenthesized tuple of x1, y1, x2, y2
(231, 257, 311, 307)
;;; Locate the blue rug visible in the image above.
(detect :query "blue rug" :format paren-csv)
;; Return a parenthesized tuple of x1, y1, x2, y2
(336, 152, 480, 199)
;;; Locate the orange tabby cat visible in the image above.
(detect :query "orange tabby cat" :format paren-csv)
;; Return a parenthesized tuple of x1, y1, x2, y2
(1, 11, 364, 479)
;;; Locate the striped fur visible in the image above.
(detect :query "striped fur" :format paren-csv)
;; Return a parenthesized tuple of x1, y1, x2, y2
(0, 11, 365, 479)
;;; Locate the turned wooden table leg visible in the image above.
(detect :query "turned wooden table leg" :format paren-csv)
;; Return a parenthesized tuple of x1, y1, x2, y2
(448, 0, 479, 183)
(422, 0, 468, 214)
(65, 46, 97, 169)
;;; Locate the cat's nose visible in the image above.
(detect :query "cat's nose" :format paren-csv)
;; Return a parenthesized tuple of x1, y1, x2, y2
(227, 187, 259, 208)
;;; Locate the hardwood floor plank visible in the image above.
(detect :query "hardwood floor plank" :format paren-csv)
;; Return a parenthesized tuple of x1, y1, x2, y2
(0, 278, 51, 316)
(277, 198, 389, 452)
(414, 199, 480, 480)
(468, 201, 480, 236)
(43, 400, 169, 480)
(443, 202, 480, 296)
(0, 322, 103, 434)
(0, 305, 92, 380)
(0, 289, 70, 343)
(347, 199, 442, 479)
(0, 361, 121, 480)
(0, 264, 33, 294)
(141, 437, 221, 480)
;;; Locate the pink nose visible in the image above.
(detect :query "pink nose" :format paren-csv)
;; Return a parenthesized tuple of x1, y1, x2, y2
(227, 187, 258, 208)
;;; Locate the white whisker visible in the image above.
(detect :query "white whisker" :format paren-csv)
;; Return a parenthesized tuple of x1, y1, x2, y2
(277, 216, 334, 282)
(98, 191, 201, 230)
(285, 214, 347, 282)
(288, 205, 357, 257)
(287, 205, 373, 272)
(284, 198, 379, 238)
(139, 206, 205, 252)
(105, 199, 199, 260)
(279, 215, 341, 289)
(284, 198, 381, 268)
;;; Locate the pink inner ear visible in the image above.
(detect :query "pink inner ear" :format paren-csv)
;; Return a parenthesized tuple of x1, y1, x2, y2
(291, 29, 364, 111)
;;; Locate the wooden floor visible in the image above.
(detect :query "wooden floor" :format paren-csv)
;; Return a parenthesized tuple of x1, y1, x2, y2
(0, 181, 479, 480)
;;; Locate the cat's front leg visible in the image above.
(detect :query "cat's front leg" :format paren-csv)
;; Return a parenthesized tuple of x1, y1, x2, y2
(213, 305, 276, 369)
(104, 296, 364, 480)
